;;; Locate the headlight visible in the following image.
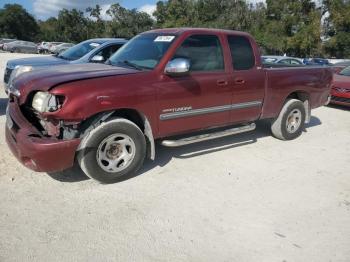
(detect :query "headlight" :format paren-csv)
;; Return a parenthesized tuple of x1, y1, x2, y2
(32, 91, 60, 113)
(7, 66, 34, 94)
(11, 65, 33, 80)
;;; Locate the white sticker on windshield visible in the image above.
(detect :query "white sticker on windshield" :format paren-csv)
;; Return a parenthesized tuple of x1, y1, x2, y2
(89, 43, 100, 48)
(154, 36, 175, 42)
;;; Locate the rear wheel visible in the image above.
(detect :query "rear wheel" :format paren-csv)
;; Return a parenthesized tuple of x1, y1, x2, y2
(77, 118, 146, 183)
(271, 99, 306, 140)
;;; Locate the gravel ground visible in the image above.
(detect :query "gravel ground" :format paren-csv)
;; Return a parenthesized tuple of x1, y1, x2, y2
(0, 52, 349, 262)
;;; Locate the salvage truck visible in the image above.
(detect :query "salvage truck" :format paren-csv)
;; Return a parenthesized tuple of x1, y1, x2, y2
(5, 28, 332, 183)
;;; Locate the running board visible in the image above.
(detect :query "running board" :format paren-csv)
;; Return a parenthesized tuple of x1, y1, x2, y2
(161, 123, 256, 147)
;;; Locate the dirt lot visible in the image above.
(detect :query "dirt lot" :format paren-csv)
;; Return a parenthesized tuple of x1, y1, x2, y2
(0, 52, 349, 262)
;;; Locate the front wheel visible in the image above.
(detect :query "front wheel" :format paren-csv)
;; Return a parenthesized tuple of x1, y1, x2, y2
(77, 118, 146, 183)
(271, 99, 306, 140)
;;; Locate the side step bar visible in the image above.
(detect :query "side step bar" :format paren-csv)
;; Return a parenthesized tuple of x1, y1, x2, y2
(161, 123, 256, 147)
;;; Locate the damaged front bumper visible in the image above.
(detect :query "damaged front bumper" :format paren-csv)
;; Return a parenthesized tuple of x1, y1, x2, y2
(5, 98, 81, 173)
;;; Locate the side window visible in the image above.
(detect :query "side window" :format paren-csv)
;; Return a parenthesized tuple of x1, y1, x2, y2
(278, 59, 290, 64)
(227, 35, 255, 70)
(290, 59, 301, 65)
(173, 35, 224, 72)
(95, 44, 123, 61)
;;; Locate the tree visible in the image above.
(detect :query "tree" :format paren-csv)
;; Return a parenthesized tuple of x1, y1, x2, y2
(257, 0, 322, 57)
(86, 5, 107, 38)
(38, 17, 59, 41)
(106, 3, 154, 38)
(56, 9, 89, 42)
(0, 4, 39, 41)
(323, 0, 350, 58)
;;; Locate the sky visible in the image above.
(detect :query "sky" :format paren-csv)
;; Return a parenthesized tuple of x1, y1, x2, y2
(0, 0, 160, 19)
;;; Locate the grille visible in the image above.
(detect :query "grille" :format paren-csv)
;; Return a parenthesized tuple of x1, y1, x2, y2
(331, 96, 350, 104)
(333, 87, 350, 93)
(4, 67, 13, 84)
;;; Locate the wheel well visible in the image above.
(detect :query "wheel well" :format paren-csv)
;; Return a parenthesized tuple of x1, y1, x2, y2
(286, 91, 309, 102)
(285, 91, 311, 123)
(109, 109, 145, 132)
(77, 108, 155, 160)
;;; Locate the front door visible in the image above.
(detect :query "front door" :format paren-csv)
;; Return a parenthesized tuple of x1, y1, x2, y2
(157, 34, 232, 137)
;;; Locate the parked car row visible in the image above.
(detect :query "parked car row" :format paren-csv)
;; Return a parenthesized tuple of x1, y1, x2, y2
(1, 38, 76, 55)
(262, 55, 350, 68)
(38, 42, 75, 54)
(262, 56, 304, 65)
(3, 28, 334, 183)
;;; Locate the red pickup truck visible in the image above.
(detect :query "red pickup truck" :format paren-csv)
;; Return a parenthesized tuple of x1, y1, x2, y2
(6, 28, 332, 183)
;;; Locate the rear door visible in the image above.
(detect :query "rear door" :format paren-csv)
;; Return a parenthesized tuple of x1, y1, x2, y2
(227, 35, 265, 124)
(157, 34, 232, 137)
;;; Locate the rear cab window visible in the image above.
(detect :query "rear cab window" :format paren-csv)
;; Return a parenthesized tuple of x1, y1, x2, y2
(172, 34, 224, 72)
(227, 35, 255, 70)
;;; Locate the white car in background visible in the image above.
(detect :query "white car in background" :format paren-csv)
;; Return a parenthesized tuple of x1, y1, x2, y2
(47, 42, 63, 53)
(262, 55, 304, 65)
(38, 42, 50, 54)
(51, 43, 75, 54)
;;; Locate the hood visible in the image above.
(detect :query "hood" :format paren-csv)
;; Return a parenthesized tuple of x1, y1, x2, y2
(13, 63, 139, 103)
(7, 55, 69, 68)
(333, 74, 350, 89)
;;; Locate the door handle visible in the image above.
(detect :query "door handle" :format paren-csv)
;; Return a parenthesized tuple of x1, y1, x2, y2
(217, 80, 228, 86)
(234, 78, 245, 85)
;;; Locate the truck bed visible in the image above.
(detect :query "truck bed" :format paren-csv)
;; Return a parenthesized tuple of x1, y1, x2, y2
(260, 65, 333, 119)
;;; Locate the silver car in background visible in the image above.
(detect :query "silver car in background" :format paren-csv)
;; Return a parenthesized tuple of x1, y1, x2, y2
(4, 40, 38, 53)
(262, 55, 304, 65)
(0, 38, 17, 50)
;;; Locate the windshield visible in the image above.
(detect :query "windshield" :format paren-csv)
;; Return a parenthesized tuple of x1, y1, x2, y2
(58, 40, 103, 61)
(1, 39, 15, 44)
(109, 33, 177, 70)
(339, 66, 350, 76)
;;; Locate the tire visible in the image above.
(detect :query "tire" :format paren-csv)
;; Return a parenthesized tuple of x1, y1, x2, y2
(77, 118, 146, 183)
(271, 99, 306, 140)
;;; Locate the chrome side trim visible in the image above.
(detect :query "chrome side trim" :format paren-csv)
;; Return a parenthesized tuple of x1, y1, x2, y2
(231, 101, 262, 110)
(160, 101, 262, 121)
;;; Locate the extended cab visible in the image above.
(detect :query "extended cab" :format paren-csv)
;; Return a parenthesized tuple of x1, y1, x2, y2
(5, 28, 332, 183)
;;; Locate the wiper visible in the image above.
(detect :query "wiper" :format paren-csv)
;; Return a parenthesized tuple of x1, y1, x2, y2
(120, 60, 143, 71)
(57, 55, 69, 60)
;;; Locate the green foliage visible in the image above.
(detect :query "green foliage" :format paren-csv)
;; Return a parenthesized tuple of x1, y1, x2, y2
(56, 9, 89, 42)
(106, 3, 154, 38)
(323, 0, 350, 58)
(0, 4, 39, 41)
(86, 5, 107, 39)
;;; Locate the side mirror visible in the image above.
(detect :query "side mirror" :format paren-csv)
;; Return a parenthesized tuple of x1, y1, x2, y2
(165, 58, 190, 76)
(91, 55, 105, 63)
